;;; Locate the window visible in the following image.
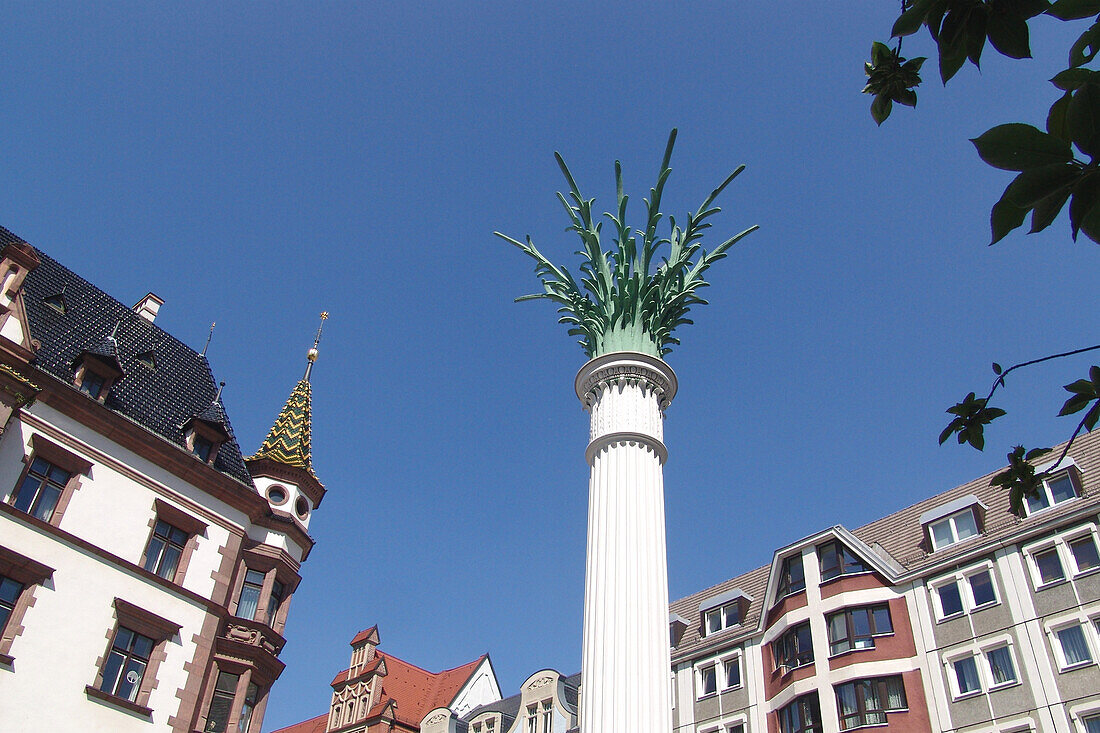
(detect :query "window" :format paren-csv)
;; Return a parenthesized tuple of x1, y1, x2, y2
(1083, 714, 1100, 733)
(932, 566, 1001, 619)
(235, 570, 265, 621)
(540, 700, 552, 731)
(929, 509, 979, 550)
(143, 520, 188, 580)
(0, 547, 53, 664)
(1071, 536, 1100, 574)
(986, 645, 1017, 687)
(777, 553, 806, 598)
(526, 705, 537, 733)
(778, 692, 821, 733)
(89, 599, 179, 714)
(1024, 471, 1079, 514)
(1055, 625, 1093, 668)
(80, 370, 106, 399)
(724, 656, 741, 689)
(99, 626, 154, 703)
(706, 602, 742, 634)
(938, 581, 964, 617)
(835, 676, 906, 730)
(193, 434, 215, 462)
(970, 570, 997, 607)
(827, 604, 893, 655)
(206, 671, 239, 732)
(267, 579, 285, 625)
(0, 574, 24, 631)
(773, 621, 814, 671)
(698, 664, 717, 697)
(818, 541, 869, 581)
(1035, 548, 1066, 585)
(11, 457, 71, 522)
(953, 656, 981, 696)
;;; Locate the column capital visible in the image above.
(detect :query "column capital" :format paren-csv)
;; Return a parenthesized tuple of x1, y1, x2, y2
(574, 351, 678, 410)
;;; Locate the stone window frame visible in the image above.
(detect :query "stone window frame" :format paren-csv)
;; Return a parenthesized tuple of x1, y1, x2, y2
(140, 498, 207, 585)
(227, 545, 300, 633)
(1068, 701, 1100, 733)
(7, 433, 93, 527)
(0, 544, 54, 666)
(196, 658, 267, 733)
(85, 598, 181, 717)
(943, 634, 1022, 699)
(928, 560, 1001, 621)
(693, 658, 718, 700)
(1023, 524, 1100, 590)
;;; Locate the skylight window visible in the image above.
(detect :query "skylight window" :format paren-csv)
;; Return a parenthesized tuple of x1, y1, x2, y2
(136, 350, 156, 370)
(43, 292, 66, 314)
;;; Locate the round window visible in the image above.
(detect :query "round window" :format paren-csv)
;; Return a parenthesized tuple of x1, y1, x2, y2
(295, 496, 310, 519)
(266, 485, 287, 505)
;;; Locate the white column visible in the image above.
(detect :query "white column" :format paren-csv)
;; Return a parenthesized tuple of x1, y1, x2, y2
(576, 351, 677, 733)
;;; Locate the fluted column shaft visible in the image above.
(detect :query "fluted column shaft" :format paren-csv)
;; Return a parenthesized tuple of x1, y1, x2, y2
(576, 352, 676, 733)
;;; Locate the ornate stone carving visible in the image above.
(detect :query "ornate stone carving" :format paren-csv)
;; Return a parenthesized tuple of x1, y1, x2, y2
(527, 675, 555, 689)
(425, 711, 448, 725)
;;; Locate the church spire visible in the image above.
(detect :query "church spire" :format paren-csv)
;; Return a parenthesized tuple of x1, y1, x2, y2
(249, 313, 328, 474)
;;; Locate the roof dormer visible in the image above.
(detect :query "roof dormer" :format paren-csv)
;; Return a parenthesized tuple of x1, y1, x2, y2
(920, 494, 986, 552)
(698, 588, 751, 637)
(181, 396, 231, 465)
(72, 335, 124, 403)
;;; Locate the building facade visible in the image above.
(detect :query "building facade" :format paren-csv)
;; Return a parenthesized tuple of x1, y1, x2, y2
(0, 225, 325, 732)
(670, 429, 1100, 733)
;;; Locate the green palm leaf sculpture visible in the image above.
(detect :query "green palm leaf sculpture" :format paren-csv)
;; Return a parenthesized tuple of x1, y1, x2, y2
(496, 129, 758, 359)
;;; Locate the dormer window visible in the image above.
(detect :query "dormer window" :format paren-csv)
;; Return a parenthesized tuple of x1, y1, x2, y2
(181, 411, 230, 466)
(79, 370, 106, 399)
(1025, 470, 1080, 515)
(818, 540, 869, 581)
(930, 509, 979, 550)
(135, 350, 156, 370)
(920, 494, 986, 552)
(777, 553, 806, 599)
(192, 434, 214, 462)
(43, 292, 66, 314)
(698, 589, 750, 636)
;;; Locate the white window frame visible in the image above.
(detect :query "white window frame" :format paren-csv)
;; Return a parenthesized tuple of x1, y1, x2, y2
(694, 660, 718, 700)
(945, 652, 983, 699)
(1024, 524, 1100, 589)
(696, 715, 748, 733)
(719, 651, 743, 691)
(983, 643, 1020, 691)
(929, 508, 980, 551)
(1022, 467, 1080, 516)
(943, 636, 1019, 698)
(704, 602, 742, 636)
(928, 561, 1001, 621)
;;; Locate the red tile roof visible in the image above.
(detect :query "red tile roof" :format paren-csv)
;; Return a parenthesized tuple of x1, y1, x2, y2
(269, 712, 328, 733)
(377, 651, 486, 727)
(350, 625, 378, 646)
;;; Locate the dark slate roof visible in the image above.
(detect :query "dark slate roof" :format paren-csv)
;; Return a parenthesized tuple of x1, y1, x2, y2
(462, 672, 581, 727)
(3, 226, 253, 485)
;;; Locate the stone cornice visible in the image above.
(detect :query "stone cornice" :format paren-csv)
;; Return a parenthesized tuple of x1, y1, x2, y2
(575, 351, 678, 410)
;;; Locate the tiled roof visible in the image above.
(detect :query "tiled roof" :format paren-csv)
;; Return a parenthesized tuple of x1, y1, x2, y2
(3, 226, 253, 484)
(269, 712, 328, 733)
(249, 378, 313, 473)
(351, 625, 378, 646)
(668, 428, 1100, 661)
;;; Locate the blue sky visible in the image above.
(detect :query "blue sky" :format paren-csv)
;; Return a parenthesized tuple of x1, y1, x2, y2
(3, 3, 1098, 729)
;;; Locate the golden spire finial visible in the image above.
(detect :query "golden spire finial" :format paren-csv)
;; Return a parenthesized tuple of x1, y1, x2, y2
(304, 311, 328, 381)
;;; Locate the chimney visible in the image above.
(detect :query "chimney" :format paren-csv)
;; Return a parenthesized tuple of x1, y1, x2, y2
(133, 293, 164, 323)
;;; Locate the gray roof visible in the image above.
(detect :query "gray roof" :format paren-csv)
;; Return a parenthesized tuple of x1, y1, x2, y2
(3, 226, 253, 484)
(917, 493, 985, 525)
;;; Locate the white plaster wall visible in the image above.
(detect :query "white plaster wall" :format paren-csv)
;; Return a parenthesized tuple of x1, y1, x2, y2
(252, 475, 314, 532)
(0, 518, 210, 732)
(451, 660, 502, 716)
(1, 313, 26, 344)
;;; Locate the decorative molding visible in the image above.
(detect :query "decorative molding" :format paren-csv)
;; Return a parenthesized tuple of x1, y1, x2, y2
(586, 432, 668, 466)
(425, 711, 449, 725)
(527, 675, 556, 689)
(574, 351, 678, 410)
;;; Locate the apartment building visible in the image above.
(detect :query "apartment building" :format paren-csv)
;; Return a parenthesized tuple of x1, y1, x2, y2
(0, 225, 325, 732)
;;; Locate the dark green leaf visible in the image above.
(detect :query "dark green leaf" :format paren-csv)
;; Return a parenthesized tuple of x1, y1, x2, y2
(902, 56, 928, 73)
(1086, 403, 1100, 430)
(1065, 377, 1097, 394)
(871, 94, 893, 125)
(1048, 0, 1100, 20)
(993, 362, 1003, 375)
(967, 10, 988, 66)
(1009, 0, 1052, 18)
(1060, 393, 1094, 415)
(1025, 446, 1052, 460)
(871, 41, 893, 66)
(939, 8, 971, 82)
(1070, 21, 1100, 67)
(1030, 187, 1072, 232)
(1080, 198, 1100, 242)
(894, 0, 936, 36)
(1090, 364, 1100, 384)
(1004, 164, 1080, 207)
(1052, 68, 1096, 91)
(1048, 92, 1073, 142)
(972, 123, 1074, 170)
(896, 89, 918, 107)
(988, 9, 1032, 59)
(991, 189, 1030, 243)
(1069, 171, 1100, 238)
(1068, 82, 1100, 157)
